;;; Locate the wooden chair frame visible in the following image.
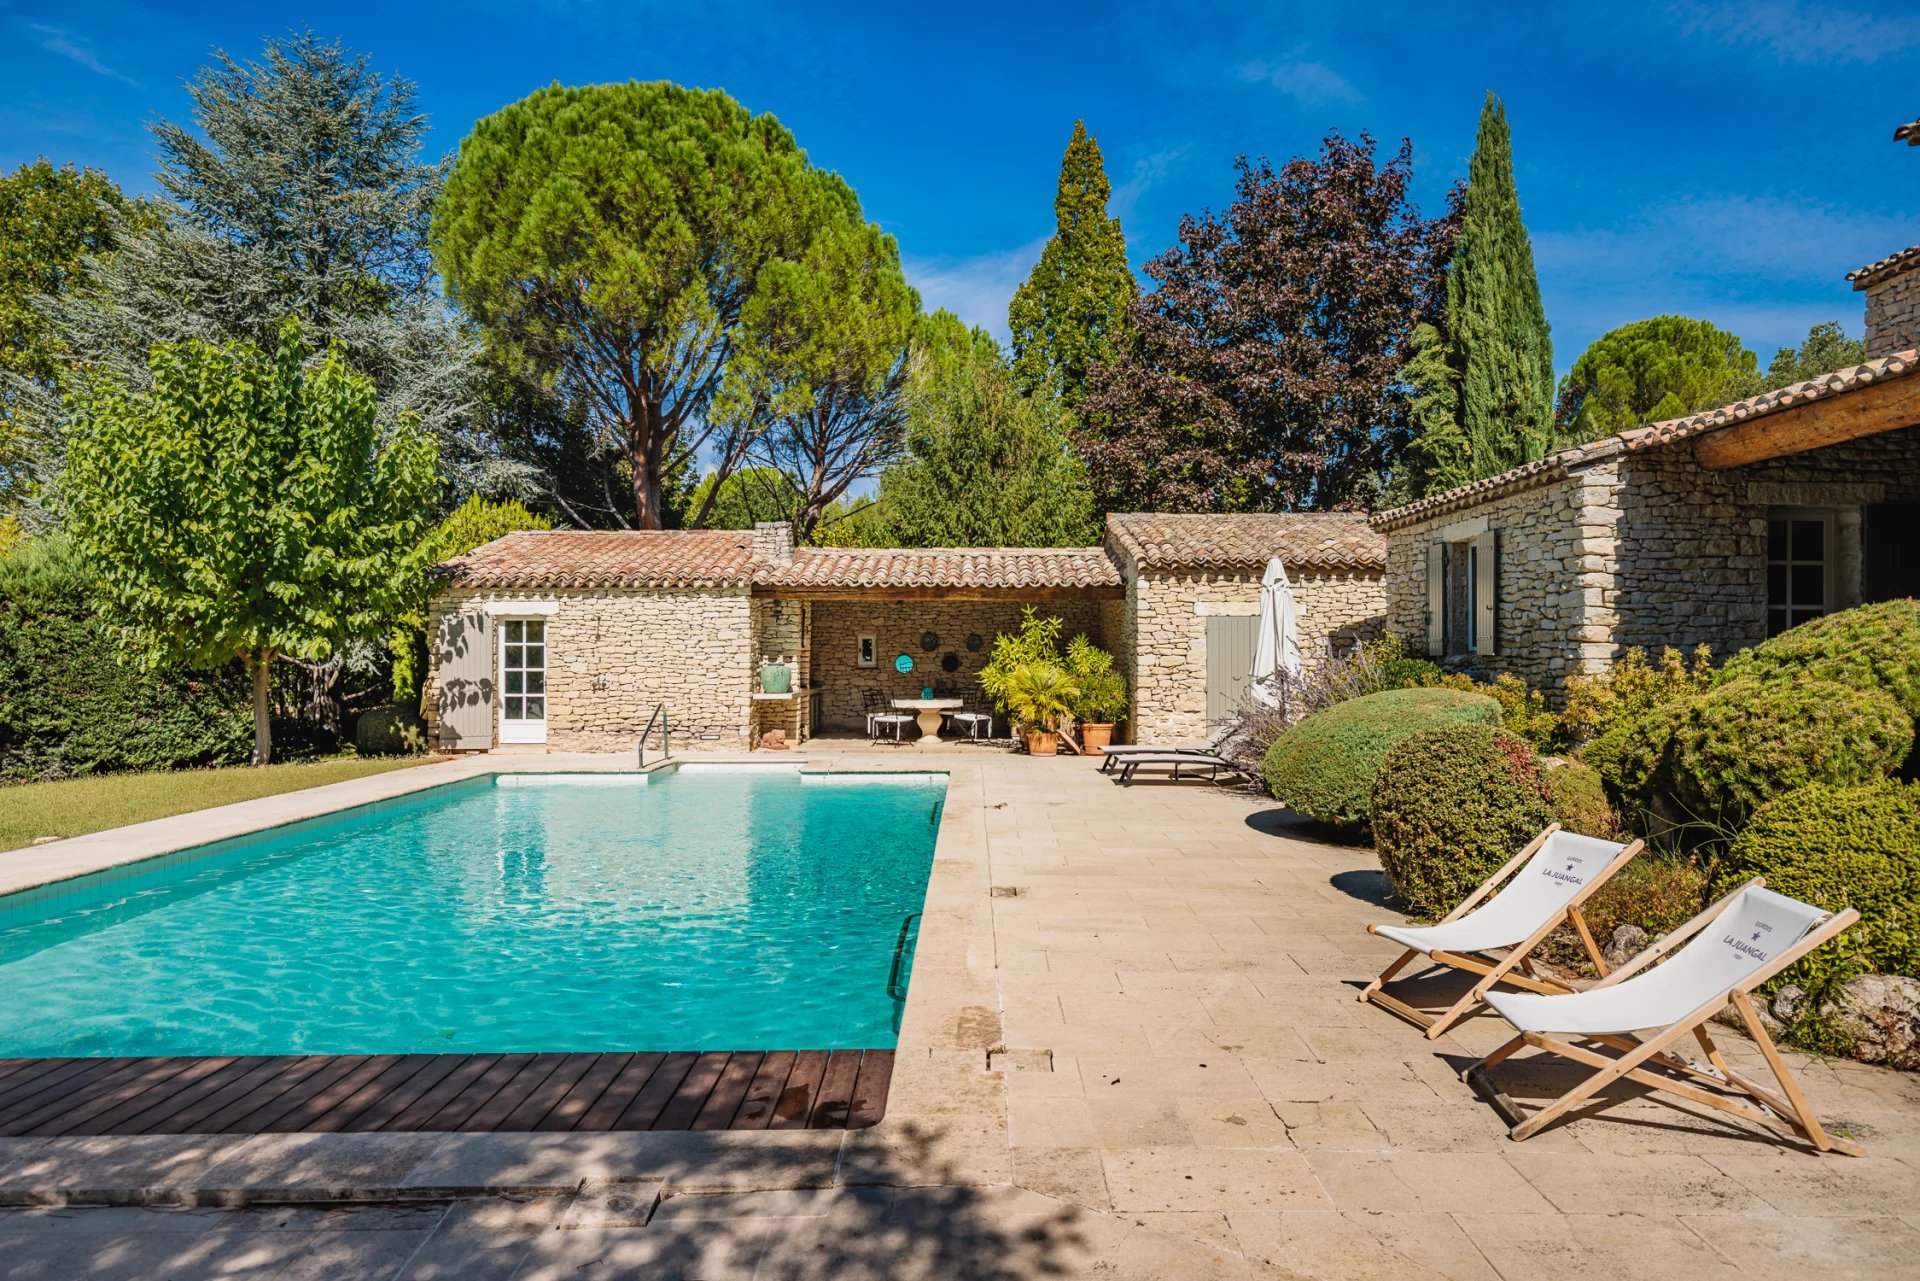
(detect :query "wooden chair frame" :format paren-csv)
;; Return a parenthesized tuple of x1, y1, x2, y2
(1463, 876, 1864, 1156)
(1360, 825, 1645, 1040)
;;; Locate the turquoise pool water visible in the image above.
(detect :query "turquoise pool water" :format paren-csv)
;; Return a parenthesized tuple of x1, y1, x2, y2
(0, 769, 945, 1057)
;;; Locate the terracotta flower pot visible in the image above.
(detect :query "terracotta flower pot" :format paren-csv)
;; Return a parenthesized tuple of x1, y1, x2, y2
(1025, 731, 1059, 756)
(1080, 723, 1115, 751)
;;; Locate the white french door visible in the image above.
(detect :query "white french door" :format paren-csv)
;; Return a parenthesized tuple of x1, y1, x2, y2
(499, 618, 549, 744)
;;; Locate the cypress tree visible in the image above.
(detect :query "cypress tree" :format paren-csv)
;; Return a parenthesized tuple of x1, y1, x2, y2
(1447, 93, 1553, 477)
(1008, 121, 1135, 410)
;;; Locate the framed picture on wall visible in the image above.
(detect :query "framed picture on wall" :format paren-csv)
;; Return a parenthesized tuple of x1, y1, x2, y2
(856, 634, 877, 667)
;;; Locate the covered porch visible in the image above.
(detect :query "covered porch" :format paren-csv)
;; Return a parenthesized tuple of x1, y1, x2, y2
(747, 538, 1127, 749)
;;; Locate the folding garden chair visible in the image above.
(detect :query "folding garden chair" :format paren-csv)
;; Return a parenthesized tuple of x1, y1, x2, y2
(1464, 880, 1863, 1155)
(1360, 825, 1644, 1039)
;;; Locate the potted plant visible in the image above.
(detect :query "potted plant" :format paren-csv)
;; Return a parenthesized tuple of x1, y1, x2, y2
(1064, 635, 1127, 750)
(998, 660, 1078, 755)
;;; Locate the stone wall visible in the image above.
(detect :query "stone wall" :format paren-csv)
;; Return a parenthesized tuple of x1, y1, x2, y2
(1128, 568, 1388, 744)
(1383, 473, 1592, 693)
(1863, 267, 1920, 358)
(425, 587, 755, 751)
(1380, 423, 1920, 699)
(806, 598, 1110, 734)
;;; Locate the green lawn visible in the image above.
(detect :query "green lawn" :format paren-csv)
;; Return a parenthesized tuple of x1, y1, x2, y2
(0, 755, 441, 852)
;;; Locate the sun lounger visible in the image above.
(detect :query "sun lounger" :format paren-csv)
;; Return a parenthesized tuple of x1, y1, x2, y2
(1110, 752, 1254, 785)
(1464, 880, 1863, 1155)
(1360, 825, 1643, 1038)
(1097, 724, 1238, 773)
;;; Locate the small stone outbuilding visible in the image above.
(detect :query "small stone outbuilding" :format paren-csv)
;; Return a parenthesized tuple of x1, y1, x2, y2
(1373, 243, 1920, 698)
(424, 512, 1387, 752)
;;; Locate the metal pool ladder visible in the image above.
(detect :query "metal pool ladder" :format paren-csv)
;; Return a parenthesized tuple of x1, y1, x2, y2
(637, 702, 670, 768)
(887, 912, 922, 1003)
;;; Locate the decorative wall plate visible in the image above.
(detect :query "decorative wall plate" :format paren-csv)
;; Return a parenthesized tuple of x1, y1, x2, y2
(966, 633, 983, 652)
(940, 652, 960, 673)
(894, 653, 914, 673)
(921, 631, 940, 650)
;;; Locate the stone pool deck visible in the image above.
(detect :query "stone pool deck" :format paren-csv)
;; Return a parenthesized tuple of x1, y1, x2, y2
(0, 747, 1917, 1277)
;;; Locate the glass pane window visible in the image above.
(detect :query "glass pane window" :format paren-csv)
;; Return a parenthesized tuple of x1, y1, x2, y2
(1766, 512, 1830, 638)
(500, 617, 549, 723)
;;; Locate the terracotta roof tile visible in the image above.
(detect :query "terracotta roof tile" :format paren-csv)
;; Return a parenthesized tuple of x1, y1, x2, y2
(1848, 244, 1920, 288)
(760, 546, 1121, 591)
(1105, 512, 1384, 572)
(438, 529, 756, 589)
(1373, 349, 1920, 531)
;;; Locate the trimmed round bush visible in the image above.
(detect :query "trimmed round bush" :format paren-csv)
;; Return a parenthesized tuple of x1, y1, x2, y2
(1663, 678, 1910, 827)
(1543, 759, 1621, 839)
(1718, 779, 1920, 995)
(355, 704, 428, 756)
(1719, 598, 1920, 720)
(1578, 700, 1682, 813)
(1262, 687, 1501, 828)
(1370, 724, 1550, 918)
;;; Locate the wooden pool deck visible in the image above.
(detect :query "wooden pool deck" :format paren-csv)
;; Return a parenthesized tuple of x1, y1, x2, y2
(0, 1049, 892, 1138)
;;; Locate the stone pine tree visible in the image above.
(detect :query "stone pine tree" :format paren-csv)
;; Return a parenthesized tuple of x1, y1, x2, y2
(1007, 121, 1135, 410)
(1447, 93, 1554, 477)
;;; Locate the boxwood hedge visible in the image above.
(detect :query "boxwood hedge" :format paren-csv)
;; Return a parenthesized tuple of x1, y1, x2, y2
(1261, 686, 1501, 829)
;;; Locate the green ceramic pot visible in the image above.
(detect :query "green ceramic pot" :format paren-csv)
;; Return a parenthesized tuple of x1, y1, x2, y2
(760, 663, 792, 694)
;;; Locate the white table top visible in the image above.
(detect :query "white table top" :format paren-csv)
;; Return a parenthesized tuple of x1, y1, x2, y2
(891, 698, 964, 710)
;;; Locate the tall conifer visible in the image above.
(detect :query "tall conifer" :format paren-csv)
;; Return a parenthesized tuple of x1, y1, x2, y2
(1447, 93, 1553, 476)
(1008, 121, 1135, 410)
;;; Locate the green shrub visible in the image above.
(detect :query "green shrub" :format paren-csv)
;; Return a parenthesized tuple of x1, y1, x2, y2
(1263, 686, 1501, 829)
(1718, 780, 1920, 997)
(1370, 724, 1550, 918)
(1719, 599, 1920, 720)
(1377, 655, 1443, 689)
(1561, 644, 1715, 748)
(1664, 678, 1910, 828)
(355, 704, 428, 756)
(1544, 759, 1621, 839)
(0, 537, 253, 780)
(1579, 700, 1682, 813)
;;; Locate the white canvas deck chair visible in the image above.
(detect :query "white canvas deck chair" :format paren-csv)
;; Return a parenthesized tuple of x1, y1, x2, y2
(1361, 825, 1643, 1039)
(1465, 880, 1863, 1156)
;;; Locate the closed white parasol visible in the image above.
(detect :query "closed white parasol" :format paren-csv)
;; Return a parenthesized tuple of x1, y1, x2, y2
(1249, 555, 1301, 706)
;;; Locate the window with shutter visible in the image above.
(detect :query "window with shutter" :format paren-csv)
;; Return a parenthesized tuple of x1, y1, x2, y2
(435, 611, 495, 749)
(1471, 529, 1499, 656)
(1425, 542, 1447, 657)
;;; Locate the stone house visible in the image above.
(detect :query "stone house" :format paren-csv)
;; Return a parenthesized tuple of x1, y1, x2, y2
(1372, 244, 1920, 698)
(424, 513, 1386, 752)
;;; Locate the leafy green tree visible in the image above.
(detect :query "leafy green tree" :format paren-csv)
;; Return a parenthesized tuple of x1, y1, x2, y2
(1555, 316, 1760, 444)
(703, 214, 919, 539)
(435, 81, 850, 529)
(1448, 94, 1554, 476)
(1008, 121, 1135, 410)
(877, 312, 1099, 547)
(687, 467, 805, 530)
(1387, 323, 1472, 500)
(1764, 321, 1867, 390)
(391, 495, 553, 705)
(0, 161, 136, 514)
(30, 33, 502, 497)
(63, 321, 437, 765)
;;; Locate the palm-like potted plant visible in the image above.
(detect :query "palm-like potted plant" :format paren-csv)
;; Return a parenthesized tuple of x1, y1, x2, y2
(1064, 635, 1127, 750)
(997, 660, 1078, 755)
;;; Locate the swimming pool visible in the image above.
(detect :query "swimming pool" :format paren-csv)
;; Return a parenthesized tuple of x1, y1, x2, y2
(0, 769, 945, 1058)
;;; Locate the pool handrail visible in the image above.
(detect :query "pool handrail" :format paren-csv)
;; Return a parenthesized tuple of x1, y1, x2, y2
(638, 701, 671, 768)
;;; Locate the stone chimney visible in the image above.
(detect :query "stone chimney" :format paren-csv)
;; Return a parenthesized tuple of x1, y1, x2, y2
(751, 520, 794, 563)
(1850, 247, 1920, 358)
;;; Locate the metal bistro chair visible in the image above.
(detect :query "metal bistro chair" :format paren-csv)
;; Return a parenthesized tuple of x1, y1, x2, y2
(863, 688, 912, 744)
(950, 693, 995, 743)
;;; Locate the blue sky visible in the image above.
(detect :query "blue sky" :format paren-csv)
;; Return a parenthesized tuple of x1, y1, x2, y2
(3, 0, 1916, 373)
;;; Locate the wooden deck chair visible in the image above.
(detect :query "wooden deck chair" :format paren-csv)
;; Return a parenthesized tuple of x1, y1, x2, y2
(1360, 825, 1644, 1039)
(1464, 880, 1863, 1156)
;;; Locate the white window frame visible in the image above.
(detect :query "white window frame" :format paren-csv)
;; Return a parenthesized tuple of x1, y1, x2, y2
(497, 616, 550, 745)
(1767, 507, 1837, 637)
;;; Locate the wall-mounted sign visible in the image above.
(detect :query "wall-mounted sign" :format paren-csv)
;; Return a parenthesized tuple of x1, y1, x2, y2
(894, 653, 914, 674)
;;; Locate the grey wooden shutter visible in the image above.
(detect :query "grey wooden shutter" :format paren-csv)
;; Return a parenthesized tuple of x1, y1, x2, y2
(1205, 615, 1260, 725)
(1425, 543, 1447, 657)
(435, 611, 495, 749)
(1472, 529, 1499, 657)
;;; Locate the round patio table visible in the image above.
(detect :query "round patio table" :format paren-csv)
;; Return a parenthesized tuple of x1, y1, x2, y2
(891, 697, 964, 747)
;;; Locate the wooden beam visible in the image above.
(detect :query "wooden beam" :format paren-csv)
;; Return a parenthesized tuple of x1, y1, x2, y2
(1693, 372, 1920, 469)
